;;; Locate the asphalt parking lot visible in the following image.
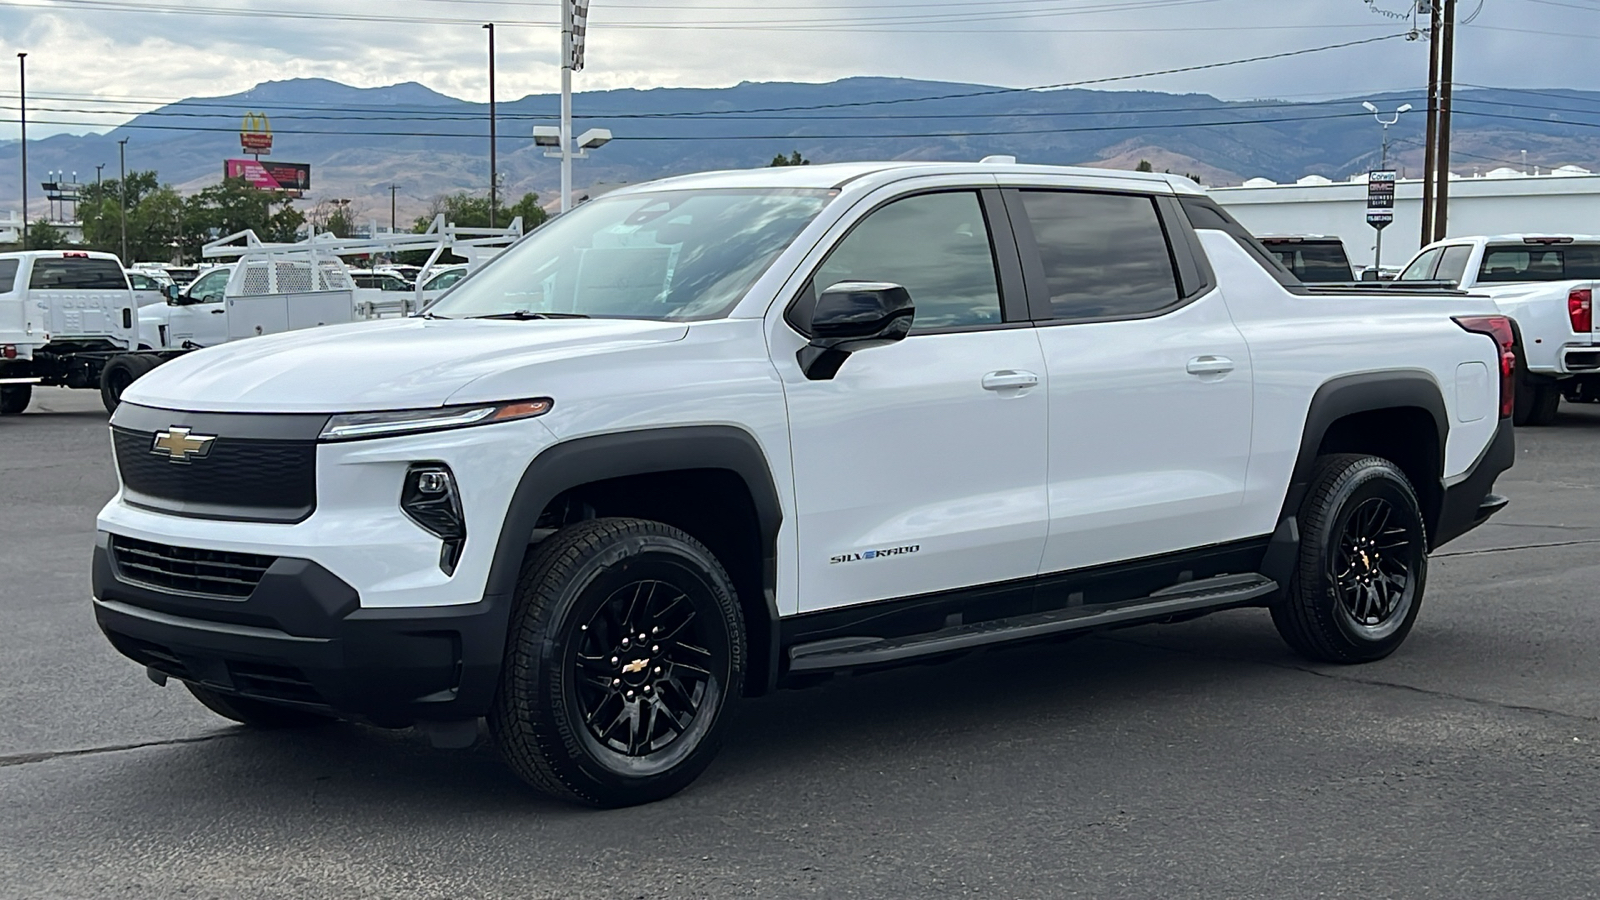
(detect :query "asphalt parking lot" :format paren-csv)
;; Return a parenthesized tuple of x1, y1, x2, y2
(2, 387, 1598, 900)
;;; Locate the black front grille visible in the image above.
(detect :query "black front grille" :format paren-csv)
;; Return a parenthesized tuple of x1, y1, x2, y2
(110, 534, 277, 599)
(113, 427, 317, 523)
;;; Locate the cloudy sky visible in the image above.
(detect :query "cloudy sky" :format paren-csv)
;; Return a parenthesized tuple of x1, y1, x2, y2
(1, 0, 1597, 140)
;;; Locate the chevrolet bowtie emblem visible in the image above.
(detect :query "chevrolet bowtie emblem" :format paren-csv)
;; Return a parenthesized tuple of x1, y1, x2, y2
(622, 658, 650, 675)
(150, 426, 217, 463)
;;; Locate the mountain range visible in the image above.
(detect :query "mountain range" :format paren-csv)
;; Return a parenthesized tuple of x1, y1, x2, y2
(3, 76, 1598, 224)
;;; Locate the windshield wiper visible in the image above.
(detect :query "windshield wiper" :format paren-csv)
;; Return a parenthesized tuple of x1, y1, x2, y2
(469, 310, 591, 320)
(416, 311, 451, 319)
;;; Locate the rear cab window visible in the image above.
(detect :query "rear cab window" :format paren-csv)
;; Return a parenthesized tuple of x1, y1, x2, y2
(1262, 240, 1353, 283)
(1477, 243, 1600, 283)
(0, 259, 18, 293)
(27, 257, 129, 290)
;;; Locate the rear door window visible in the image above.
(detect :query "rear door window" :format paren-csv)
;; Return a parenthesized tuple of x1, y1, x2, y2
(1399, 248, 1444, 281)
(0, 259, 18, 292)
(27, 257, 129, 290)
(1018, 190, 1181, 319)
(1433, 245, 1474, 286)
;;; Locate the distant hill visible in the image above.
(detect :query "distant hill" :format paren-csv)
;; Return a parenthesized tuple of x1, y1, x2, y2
(3, 76, 1597, 224)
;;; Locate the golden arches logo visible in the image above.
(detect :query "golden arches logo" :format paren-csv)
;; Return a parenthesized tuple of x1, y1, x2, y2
(240, 112, 273, 154)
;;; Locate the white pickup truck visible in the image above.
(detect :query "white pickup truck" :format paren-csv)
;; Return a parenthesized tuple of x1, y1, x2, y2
(93, 161, 1516, 807)
(1398, 235, 1599, 424)
(0, 250, 161, 415)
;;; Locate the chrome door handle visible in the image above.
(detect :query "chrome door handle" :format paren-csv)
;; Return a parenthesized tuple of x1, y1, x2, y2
(982, 370, 1039, 391)
(1186, 356, 1234, 376)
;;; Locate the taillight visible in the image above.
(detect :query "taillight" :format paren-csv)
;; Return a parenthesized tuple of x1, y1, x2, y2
(1454, 315, 1517, 419)
(1571, 288, 1594, 333)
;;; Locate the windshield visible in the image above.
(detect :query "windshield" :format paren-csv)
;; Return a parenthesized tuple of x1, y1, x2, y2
(426, 188, 833, 321)
(1478, 244, 1600, 283)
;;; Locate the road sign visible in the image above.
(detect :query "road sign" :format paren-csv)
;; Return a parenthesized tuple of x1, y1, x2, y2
(1367, 169, 1397, 209)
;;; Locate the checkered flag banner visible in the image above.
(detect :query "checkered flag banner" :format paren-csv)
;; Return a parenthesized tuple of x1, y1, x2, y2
(570, 0, 590, 71)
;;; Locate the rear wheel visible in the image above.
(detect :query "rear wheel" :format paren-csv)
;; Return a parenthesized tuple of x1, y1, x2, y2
(184, 683, 332, 728)
(0, 384, 31, 415)
(1525, 382, 1561, 426)
(1271, 454, 1429, 664)
(98, 354, 158, 414)
(489, 517, 745, 808)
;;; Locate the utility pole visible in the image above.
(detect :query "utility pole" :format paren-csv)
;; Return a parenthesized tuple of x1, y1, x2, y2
(1432, 0, 1457, 242)
(17, 52, 27, 249)
(484, 23, 497, 229)
(390, 184, 398, 233)
(95, 163, 104, 189)
(1420, 0, 1442, 246)
(560, 2, 574, 213)
(117, 137, 129, 262)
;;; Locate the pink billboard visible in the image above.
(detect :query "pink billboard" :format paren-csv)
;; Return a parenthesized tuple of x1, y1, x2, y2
(224, 159, 311, 194)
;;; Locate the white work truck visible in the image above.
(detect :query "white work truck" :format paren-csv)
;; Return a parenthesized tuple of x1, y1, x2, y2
(93, 161, 1516, 808)
(0, 250, 170, 415)
(1398, 235, 1600, 424)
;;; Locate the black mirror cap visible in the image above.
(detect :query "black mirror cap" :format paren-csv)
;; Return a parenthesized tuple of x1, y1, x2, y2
(811, 281, 914, 340)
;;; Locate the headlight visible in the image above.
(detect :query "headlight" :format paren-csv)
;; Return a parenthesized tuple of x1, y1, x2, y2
(319, 398, 552, 442)
(401, 463, 466, 575)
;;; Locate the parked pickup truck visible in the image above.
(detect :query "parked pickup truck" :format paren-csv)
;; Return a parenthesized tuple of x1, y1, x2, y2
(1398, 234, 1600, 424)
(93, 161, 1516, 808)
(0, 250, 172, 415)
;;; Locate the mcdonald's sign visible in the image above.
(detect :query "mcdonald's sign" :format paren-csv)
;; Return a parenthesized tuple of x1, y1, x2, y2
(240, 112, 273, 155)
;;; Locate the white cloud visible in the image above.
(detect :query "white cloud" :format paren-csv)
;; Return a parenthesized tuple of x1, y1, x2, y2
(1, 0, 1597, 141)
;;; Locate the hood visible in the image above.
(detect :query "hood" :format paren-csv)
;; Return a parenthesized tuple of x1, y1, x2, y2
(124, 317, 689, 412)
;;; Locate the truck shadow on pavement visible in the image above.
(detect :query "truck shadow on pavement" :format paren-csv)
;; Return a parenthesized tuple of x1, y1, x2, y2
(66, 610, 1314, 819)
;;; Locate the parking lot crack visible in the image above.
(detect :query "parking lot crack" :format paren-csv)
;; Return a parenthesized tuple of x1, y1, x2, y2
(1432, 537, 1600, 558)
(1102, 635, 1600, 727)
(0, 733, 236, 769)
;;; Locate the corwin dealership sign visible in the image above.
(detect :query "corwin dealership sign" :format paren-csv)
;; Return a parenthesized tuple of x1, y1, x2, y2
(225, 159, 311, 196)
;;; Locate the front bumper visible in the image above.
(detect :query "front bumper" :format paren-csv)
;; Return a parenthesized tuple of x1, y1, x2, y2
(92, 533, 510, 725)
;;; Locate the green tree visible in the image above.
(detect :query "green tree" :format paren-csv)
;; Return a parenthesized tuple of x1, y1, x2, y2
(24, 219, 66, 250)
(180, 177, 302, 259)
(769, 151, 810, 167)
(503, 193, 550, 229)
(1135, 159, 1154, 173)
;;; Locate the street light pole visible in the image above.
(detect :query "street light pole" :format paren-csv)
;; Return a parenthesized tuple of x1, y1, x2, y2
(117, 137, 129, 263)
(1362, 100, 1411, 274)
(484, 23, 497, 228)
(560, 2, 573, 212)
(17, 53, 27, 249)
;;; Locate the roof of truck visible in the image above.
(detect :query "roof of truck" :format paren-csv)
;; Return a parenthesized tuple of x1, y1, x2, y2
(0, 249, 123, 262)
(607, 159, 1207, 198)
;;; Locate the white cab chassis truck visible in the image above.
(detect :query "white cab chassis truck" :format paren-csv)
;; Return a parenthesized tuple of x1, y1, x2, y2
(1397, 234, 1600, 425)
(93, 162, 1516, 807)
(0, 250, 183, 416)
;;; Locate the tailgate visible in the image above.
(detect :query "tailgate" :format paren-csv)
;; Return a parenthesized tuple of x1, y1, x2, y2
(40, 289, 135, 340)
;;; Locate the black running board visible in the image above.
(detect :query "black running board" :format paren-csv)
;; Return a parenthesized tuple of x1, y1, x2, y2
(787, 573, 1278, 674)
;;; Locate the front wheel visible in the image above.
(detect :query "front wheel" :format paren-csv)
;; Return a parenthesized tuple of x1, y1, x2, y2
(489, 517, 746, 807)
(1271, 454, 1429, 664)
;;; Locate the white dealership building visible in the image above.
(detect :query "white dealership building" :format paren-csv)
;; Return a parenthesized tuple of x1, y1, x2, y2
(1211, 166, 1600, 272)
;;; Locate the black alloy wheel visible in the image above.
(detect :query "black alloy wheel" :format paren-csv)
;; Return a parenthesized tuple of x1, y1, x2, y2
(1329, 496, 1417, 640)
(572, 578, 718, 758)
(1272, 454, 1428, 663)
(490, 517, 745, 808)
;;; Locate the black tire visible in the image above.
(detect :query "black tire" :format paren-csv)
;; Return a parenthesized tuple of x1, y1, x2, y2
(0, 384, 31, 415)
(489, 517, 746, 808)
(184, 683, 332, 728)
(1524, 383, 1561, 427)
(1271, 454, 1429, 664)
(98, 354, 158, 414)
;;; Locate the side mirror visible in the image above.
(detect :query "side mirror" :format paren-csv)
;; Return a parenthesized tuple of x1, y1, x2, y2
(164, 284, 183, 302)
(1360, 269, 1379, 282)
(798, 281, 914, 380)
